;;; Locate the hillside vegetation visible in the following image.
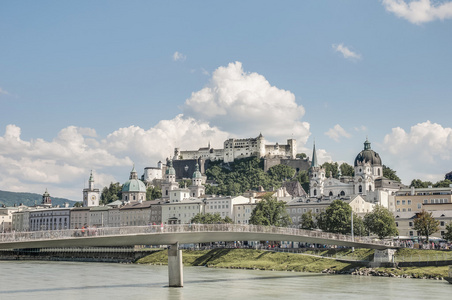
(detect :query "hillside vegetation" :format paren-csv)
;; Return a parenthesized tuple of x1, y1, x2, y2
(0, 190, 77, 207)
(205, 157, 309, 196)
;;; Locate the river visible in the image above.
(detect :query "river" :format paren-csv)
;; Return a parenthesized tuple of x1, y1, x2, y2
(0, 261, 450, 299)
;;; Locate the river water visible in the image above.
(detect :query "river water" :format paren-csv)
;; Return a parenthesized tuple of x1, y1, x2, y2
(0, 261, 450, 300)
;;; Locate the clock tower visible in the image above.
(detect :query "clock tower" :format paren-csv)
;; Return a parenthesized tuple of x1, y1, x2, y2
(83, 171, 100, 207)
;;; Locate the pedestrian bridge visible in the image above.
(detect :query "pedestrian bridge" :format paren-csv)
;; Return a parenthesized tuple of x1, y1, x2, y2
(0, 224, 398, 287)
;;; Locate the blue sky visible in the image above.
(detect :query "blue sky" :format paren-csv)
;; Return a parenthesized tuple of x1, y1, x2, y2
(1, 0, 451, 200)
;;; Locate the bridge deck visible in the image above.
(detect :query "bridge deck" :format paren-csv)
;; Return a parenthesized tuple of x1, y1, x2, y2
(0, 224, 398, 250)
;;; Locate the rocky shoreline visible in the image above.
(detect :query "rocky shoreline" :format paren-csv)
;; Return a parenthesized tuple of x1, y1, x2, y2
(322, 267, 445, 280)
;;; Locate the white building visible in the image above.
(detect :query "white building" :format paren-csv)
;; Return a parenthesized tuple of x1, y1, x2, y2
(161, 189, 204, 224)
(29, 207, 71, 231)
(1, 206, 20, 232)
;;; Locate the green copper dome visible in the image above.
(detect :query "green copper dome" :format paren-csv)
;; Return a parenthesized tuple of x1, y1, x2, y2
(122, 179, 146, 193)
(122, 165, 146, 192)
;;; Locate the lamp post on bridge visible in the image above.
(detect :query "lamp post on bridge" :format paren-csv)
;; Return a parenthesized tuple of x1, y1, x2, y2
(351, 210, 354, 252)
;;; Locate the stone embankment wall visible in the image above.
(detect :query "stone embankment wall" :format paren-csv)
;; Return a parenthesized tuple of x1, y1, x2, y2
(0, 248, 153, 263)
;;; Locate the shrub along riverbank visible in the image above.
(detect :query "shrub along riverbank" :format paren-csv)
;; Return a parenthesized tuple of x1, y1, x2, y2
(136, 248, 450, 280)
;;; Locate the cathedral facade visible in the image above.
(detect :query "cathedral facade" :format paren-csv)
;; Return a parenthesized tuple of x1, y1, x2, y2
(309, 139, 401, 206)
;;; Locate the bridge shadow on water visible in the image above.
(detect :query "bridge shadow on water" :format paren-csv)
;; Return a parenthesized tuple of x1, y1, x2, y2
(0, 272, 326, 295)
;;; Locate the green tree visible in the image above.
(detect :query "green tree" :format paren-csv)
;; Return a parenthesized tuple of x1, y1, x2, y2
(296, 153, 307, 159)
(383, 165, 401, 182)
(249, 194, 291, 227)
(267, 164, 296, 182)
(318, 200, 352, 234)
(413, 210, 440, 243)
(353, 214, 367, 237)
(363, 205, 398, 239)
(433, 179, 452, 188)
(295, 170, 310, 193)
(73, 202, 83, 207)
(300, 210, 316, 230)
(146, 186, 162, 201)
(224, 216, 233, 224)
(410, 179, 432, 188)
(100, 182, 123, 204)
(191, 213, 222, 224)
(178, 179, 192, 188)
(321, 162, 339, 178)
(443, 222, 452, 242)
(340, 163, 354, 177)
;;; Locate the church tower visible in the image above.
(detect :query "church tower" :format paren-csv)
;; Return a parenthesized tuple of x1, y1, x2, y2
(354, 138, 382, 194)
(309, 142, 325, 197)
(189, 162, 205, 198)
(161, 159, 179, 198)
(83, 171, 100, 207)
(42, 188, 52, 207)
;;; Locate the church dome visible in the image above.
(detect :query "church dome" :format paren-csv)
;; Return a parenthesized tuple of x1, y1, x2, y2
(354, 139, 382, 167)
(122, 165, 147, 193)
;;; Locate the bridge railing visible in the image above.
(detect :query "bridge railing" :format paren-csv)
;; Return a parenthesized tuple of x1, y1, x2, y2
(0, 224, 395, 247)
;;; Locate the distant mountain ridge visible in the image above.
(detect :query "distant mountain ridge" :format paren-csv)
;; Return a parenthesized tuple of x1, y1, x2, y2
(0, 190, 78, 207)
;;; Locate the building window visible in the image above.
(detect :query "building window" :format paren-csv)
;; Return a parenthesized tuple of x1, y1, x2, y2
(402, 200, 406, 205)
(395, 222, 398, 227)
(417, 203, 422, 209)
(423, 199, 428, 204)
(397, 200, 400, 205)
(441, 221, 445, 226)
(409, 222, 413, 227)
(409, 231, 413, 236)
(359, 185, 362, 193)
(408, 200, 411, 205)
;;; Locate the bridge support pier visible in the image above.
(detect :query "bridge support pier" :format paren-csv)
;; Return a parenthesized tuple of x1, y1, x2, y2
(370, 249, 396, 267)
(168, 243, 183, 287)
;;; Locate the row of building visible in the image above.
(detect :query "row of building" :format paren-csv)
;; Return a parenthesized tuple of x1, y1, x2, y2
(2, 135, 452, 242)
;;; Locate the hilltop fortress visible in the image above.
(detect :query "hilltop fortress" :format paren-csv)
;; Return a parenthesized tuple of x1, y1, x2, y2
(142, 134, 309, 183)
(174, 133, 296, 163)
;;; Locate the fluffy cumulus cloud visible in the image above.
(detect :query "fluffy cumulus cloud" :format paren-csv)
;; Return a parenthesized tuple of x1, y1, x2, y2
(332, 44, 361, 60)
(0, 117, 229, 200)
(0, 62, 312, 200)
(382, 0, 452, 24)
(183, 61, 310, 144)
(382, 121, 452, 183)
(325, 124, 352, 142)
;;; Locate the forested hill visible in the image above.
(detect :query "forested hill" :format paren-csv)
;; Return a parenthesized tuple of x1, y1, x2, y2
(0, 190, 77, 207)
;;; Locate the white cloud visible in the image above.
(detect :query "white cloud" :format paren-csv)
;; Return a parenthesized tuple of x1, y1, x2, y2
(332, 43, 361, 60)
(325, 124, 352, 142)
(0, 62, 313, 200)
(0, 87, 9, 95)
(173, 51, 186, 62)
(354, 125, 367, 132)
(382, 0, 452, 24)
(183, 61, 310, 144)
(381, 121, 452, 183)
(0, 117, 230, 200)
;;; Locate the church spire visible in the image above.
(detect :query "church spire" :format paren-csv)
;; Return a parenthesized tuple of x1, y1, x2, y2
(311, 142, 318, 168)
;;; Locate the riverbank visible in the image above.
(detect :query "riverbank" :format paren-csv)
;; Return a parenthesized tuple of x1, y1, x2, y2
(136, 248, 450, 280)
